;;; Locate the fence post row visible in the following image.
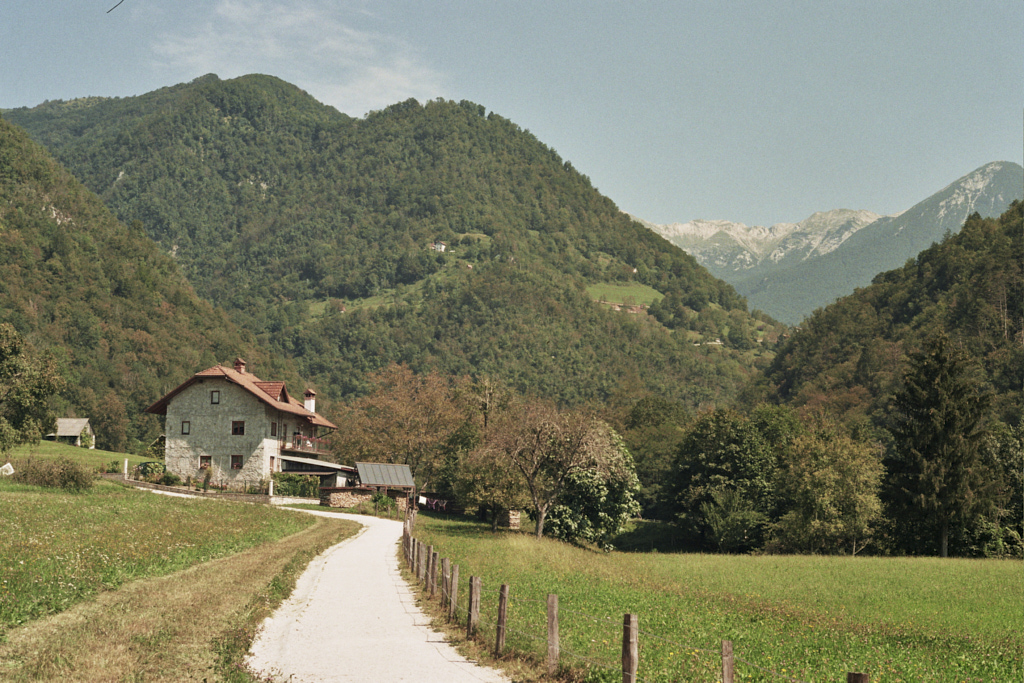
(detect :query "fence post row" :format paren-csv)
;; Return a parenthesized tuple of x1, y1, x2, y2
(449, 564, 460, 621)
(495, 584, 510, 656)
(622, 613, 638, 683)
(547, 593, 559, 676)
(721, 640, 734, 683)
(467, 576, 482, 637)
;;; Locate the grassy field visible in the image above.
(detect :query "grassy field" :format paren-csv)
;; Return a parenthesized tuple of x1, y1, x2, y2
(413, 514, 1023, 682)
(0, 477, 319, 635)
(585, 283, 664, 307)
(6, 440, 150, 471)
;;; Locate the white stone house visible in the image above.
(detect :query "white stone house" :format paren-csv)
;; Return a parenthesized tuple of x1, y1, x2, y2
(145, 359, 340, 486)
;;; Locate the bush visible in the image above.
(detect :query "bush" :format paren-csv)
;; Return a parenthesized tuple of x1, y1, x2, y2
(272, 472, 320, 498)
(158, 471, 183, 487)
(11, 457, 93, 492)
(105, 460, 123, 473)
(371, 491, 396, 511)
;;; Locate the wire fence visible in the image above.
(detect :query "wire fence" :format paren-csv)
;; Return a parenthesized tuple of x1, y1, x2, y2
(403, 523, 861, 683)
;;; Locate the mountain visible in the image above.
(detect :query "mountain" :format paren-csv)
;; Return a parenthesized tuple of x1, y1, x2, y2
(750, 201, 1023, 427)
(3, 74, 784, 410)
(639, 162, 1024, 323)
(0, 115, 274, 452)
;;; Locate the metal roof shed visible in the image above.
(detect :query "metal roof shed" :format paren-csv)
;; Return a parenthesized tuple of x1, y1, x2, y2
(356, 462, 415, 490)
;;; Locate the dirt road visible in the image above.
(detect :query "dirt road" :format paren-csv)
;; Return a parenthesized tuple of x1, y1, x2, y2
(245, 511, 509, 682)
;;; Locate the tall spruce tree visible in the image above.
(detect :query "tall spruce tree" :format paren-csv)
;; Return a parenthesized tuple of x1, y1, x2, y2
(889, 335, 995, 556)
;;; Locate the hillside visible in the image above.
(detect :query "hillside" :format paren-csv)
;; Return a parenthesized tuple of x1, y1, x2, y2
(640, 162, 1023, 323)
(0, 115, 275, 451)
(753, 201, 1023, 426)
(4, 74, 782, 408)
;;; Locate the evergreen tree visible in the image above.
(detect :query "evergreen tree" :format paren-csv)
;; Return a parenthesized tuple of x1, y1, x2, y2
(888, 335, 996, 556)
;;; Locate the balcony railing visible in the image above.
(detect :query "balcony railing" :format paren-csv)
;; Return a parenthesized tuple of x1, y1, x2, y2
(282, 435, 331, 456)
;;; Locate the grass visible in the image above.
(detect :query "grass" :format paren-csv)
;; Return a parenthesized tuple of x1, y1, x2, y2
(0, 478, 318, 635)
(0, 512, 358, 681)
(586, 283, 664, 306)
(412, 513, 1023, 682)
(6, 440, 149, 471)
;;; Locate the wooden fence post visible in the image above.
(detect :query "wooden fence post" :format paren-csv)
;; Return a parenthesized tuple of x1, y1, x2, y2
(721, 640, 734, 683)
(418, 542, 427, 581)
(547, 593, 559, 676)
(467, 576, 481, 637)
(441, 558, 451, 606)
(449, 564, 460, 621)
(495, 584, 509, 656)
(847, 674, 870, 683)
(622, 613, 638, 683)
(425, 545, 434, 587)
(429, 551, 439, 597)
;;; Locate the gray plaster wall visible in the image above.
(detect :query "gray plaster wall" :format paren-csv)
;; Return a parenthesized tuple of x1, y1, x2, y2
(165, 378, 283, 486)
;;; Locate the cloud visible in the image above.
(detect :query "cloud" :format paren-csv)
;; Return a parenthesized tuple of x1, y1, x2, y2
(150, 0, 444, 115)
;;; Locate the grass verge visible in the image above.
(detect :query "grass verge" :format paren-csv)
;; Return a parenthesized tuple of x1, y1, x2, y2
(0, 513, 357, 681)
(6, 440, 149, 471)
(411, 513, 1023, 682)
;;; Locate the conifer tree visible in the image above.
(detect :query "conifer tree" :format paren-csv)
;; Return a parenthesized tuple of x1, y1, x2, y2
(889, 335, 995, 556)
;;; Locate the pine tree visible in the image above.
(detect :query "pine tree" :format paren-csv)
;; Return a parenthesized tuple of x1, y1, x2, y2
(889, 335, 995, 556)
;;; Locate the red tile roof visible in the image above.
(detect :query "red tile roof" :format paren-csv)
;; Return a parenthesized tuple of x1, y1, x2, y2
(145, 365, 337, 430)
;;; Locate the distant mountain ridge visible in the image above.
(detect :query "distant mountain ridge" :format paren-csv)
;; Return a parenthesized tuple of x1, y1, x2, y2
(637, 161, 1024, 323)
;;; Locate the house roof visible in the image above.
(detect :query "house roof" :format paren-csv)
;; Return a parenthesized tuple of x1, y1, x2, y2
(55, 418, 91, 437)
(356, 462, 415, 489)
(145, 364, 337, 430)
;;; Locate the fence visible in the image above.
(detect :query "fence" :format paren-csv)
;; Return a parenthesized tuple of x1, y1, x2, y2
(402, 512, 871, 683)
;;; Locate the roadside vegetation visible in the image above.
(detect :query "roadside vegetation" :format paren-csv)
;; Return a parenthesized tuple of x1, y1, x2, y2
(412, 513, 1023, 682)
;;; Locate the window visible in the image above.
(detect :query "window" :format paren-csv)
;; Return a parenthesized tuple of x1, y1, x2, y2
(181, 421, 191, 435)
(199, 455, 211, 469)
(231, 455, 243, 470)
(271, 421, 278, 437)
(231, 421, 245, 435)
(211, 390, 220, 404)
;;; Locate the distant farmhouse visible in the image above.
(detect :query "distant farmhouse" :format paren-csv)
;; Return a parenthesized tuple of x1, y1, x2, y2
(430, 240, 447, 253)
(145, 359, 350, 486)
(47, 418, 95, 448)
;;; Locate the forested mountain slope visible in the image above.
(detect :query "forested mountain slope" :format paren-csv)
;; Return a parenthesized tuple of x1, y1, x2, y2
(0, 115, 278, 451)
(5, 74, 781, 408)
(755, 202, 1023, 426)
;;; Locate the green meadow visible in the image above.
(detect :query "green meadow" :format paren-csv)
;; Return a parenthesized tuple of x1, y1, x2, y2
(586, 283, 665, 307)
(6, 440, 150, 471)
(414, 514, 1023, 682)
(0, 477, 315, 635)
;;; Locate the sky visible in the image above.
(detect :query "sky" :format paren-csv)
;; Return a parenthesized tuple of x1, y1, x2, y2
(1, 0, 1021, 227)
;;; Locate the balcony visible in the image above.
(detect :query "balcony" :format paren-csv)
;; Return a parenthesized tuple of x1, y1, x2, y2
(282, 435, 331, 456)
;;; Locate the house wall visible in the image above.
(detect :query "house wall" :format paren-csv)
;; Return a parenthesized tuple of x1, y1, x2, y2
(165, 378, 281, 486)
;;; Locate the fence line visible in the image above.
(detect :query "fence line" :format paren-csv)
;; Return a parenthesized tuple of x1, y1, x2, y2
(402, 517, 869, 683)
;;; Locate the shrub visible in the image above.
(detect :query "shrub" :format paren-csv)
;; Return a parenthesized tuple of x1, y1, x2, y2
(371, 491, 396, 511)
(158, 471, 183, 487)
(272, 472, 320, 498)
(105, 460, 123, 473)
(11, 457, 93, 492)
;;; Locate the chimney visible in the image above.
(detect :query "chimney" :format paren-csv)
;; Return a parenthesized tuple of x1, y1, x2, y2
(233, 357, 246, 374)
(304, 389, 316, 413)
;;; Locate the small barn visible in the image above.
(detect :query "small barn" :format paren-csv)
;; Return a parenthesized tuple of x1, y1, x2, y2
(320, 462, 415, 511)
(48, 418, 95, 448)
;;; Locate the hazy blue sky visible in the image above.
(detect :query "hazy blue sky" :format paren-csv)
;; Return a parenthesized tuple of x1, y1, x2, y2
(2, 1, 1020, 226)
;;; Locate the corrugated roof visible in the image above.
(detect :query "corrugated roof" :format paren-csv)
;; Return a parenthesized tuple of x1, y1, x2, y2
(55, 418, 90, 437)
(278, 454, 356, 472)
(356, 462, 415, 489)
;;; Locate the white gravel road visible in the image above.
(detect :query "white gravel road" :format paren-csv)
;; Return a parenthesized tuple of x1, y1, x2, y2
(245, 511, 510, 683)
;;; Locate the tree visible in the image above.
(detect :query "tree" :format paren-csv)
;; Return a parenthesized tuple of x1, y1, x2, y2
(888, 335, 996, 557)
(669, 409, 778, 550)
(491, 401, 622, 539)
(771, 427, 883, 554)
(0, 324, 64, 457)
(330, 364, 467, 487)
(545, 430, 641, 549)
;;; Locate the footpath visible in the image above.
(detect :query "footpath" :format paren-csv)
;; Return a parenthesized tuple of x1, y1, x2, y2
(245, 511, 510, 683)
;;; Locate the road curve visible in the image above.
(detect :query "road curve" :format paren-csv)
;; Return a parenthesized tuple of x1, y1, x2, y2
(246, 511, 509, 683)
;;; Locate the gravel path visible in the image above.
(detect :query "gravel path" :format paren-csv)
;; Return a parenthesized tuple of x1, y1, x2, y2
(245, 511, 510, 682)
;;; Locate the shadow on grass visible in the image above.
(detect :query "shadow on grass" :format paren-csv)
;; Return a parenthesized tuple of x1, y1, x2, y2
(610, 519, 699, 554)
